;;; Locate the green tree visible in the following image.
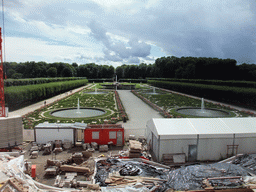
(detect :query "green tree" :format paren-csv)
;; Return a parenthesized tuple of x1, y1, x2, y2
(12, 73, 23, 79)
(61, 67, 73, 77)
(47, 67, 57, 77)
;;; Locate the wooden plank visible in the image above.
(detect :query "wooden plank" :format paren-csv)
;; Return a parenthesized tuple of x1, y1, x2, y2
(60, 165, 90, 173)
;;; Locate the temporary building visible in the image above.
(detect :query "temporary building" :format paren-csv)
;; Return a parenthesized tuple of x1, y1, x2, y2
(146, 118, 256, 162)
(34, 122, 124, 146)
(34, 122, 87, 145)
(84, 124, 124, 146)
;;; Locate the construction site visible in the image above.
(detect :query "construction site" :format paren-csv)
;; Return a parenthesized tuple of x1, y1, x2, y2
(2, 84, 256, 191)
(1, 21, 256, 192)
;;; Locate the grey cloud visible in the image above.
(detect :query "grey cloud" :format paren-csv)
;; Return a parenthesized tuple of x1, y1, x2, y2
(98, 0, 256, 63)
(222, 33, 256, 64)
(6, 0, 256, 64)
(88, 20, 151, 62)
(126, 57, 140, 64)
(103, 49, 123, 62)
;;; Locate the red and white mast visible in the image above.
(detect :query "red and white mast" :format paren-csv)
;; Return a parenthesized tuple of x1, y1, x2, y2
(0, 27, 6, 117)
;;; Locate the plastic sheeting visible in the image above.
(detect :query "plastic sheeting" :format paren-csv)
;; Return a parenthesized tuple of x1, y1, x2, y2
(102, 184, 150, 192)
(95, 158, 168, 186)
(166, 163, 249, 191)
(232, 154, 256, 173)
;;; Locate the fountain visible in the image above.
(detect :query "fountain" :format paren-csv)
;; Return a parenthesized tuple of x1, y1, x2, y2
(51, 107, 106, 118)
(77, 98, 80, 113)
(50, 97, 106, 118)
(145, 87, 160, 95)
(176, 98, 230, 117)
(201, 98, 205, 113)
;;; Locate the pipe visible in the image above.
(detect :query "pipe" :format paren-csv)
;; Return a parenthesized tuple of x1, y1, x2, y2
(196, 134, 199, 161)
(232, 134, 236, 156)
(158, 135, 160, 162)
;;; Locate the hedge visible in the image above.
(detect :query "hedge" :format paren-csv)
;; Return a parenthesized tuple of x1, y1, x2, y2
(88, 78, 114, 83)
(148, 80, 256, 109)
(146, 78, 256, 88)
(4, 77, 86, 87)
(119, 79, 147, 83)
(5, 79, 88, 111)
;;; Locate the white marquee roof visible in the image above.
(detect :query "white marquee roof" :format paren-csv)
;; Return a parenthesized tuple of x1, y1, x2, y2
(147, 118, 256, 140)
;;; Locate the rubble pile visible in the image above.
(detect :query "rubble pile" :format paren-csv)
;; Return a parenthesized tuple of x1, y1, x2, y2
(95, 158, 169, 191)
(119, 164, 141, 176)
(167, 163, 250, 191)
(118, 139, 151, 160)
(46, 156, 96, 189)
(63, 139, 72, 150)
(232, 154, 256, 173)
(0, 154, 39, 191)
(45, 152, 94, 177)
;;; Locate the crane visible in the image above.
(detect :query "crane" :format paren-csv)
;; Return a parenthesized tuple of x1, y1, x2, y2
(0, 27, 5, 117)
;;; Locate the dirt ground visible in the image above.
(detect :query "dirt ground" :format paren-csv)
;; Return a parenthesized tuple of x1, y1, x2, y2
(22, 141, 127, 187)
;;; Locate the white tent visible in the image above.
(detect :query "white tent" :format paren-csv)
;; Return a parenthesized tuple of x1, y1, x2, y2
(146, 118, 256, 162)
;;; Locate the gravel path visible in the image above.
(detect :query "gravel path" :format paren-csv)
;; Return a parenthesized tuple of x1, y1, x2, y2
(117, 90, 162, 131)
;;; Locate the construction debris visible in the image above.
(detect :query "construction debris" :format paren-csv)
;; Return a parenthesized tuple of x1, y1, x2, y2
(30, 150, 38, 159)
(60, 164, 90, 173)
(166, 163, 250, 191)
(82, 151, 93, 158)
(232, 154, 256, 173)
(95, 157, 169, 191)
(99, 145, 109, 152)
(63, 139, 72, 150)
(129, 140, 142, 158)
(0, 178, 29, 192)
(45, 166, 58, 176)
(42, 142, 52, 155)
(91, 142, 98, 150)
(82, 143, 87, 150)
(72, 152, 84, 165)
(129, 135, 136, 140)
(46, 159, 64, 169)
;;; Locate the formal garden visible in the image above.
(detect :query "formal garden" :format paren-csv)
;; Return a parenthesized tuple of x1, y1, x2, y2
(132, 85, 253, 118)
(22, 82, 255, 129)
(22, 85, 127, 129)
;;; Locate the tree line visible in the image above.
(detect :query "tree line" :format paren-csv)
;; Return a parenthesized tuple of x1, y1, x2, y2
(4, 56, 256, 81)
(4, 62, 114, 79)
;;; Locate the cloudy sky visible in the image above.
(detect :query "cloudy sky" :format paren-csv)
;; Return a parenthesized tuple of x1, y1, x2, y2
(1, 0, 256, 67)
